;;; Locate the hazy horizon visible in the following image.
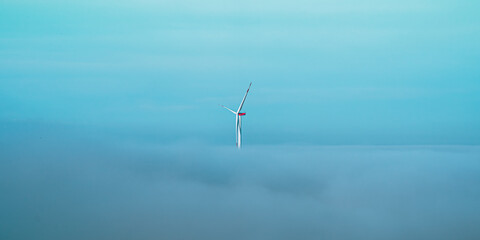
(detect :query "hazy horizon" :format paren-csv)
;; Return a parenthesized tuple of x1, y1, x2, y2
(1, 0, 479, 145)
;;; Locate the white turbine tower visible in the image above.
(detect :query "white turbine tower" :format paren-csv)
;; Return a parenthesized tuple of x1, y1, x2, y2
(221, 82, 252, 149)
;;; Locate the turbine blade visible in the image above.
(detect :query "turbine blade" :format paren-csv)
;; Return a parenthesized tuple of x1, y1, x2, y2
(235, 115, 239, 147)
(238, 116, 242, 149)
(220, 105, 237, 114)
(237, 82, 252, 113)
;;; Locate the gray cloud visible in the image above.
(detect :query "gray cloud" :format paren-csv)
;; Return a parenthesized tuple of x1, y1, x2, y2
(1, 126, 480, 240)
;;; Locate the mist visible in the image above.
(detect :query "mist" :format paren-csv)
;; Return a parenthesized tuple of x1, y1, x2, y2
(1, 124, 479, 240)
(2, 0, 479, 239)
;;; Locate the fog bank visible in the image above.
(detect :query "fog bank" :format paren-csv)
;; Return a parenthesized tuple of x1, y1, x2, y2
(1, 133, 479, 240)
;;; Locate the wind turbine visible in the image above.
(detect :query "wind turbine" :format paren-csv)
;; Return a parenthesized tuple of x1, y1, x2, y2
(221, 82, 252, 149)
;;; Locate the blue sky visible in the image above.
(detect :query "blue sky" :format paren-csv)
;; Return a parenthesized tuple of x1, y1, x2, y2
(1, 0, 479, 144)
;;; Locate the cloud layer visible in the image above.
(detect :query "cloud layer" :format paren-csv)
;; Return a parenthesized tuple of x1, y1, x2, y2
(1, 128, 479, 240)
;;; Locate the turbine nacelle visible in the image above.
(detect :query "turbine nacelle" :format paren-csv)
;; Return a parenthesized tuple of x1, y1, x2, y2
(238, 113, 246, 116)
